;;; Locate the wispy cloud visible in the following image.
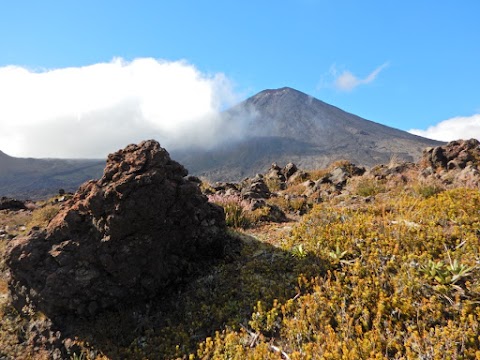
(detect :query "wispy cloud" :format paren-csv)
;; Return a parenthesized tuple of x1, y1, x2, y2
(0, 58, 243, 158)
(332, 62, 389, 92)
(409, 114, 480, 141)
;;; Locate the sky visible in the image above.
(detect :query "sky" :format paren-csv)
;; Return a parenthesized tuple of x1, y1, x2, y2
(0, 1, 479, 158)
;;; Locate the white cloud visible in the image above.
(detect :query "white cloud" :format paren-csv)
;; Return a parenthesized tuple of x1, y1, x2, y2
(409, 114, 480, 141)
(0, 58, 243, 158)
(333, 62, 389, 92)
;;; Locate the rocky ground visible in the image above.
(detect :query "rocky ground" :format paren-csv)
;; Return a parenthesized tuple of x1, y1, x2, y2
(1, 139, 480, 359)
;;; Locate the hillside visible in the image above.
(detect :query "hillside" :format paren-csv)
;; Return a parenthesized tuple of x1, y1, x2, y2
(0, 150, 104, 199)
(176, 87, 443, 181)
(1, 139, 480, 359)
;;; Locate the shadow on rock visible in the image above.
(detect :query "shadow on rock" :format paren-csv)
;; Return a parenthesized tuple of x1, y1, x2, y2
(50, 231, 326, 359)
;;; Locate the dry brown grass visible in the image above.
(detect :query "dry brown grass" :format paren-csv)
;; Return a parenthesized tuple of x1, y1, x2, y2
(304, 168, 328, 181)
(27, 204, 60, 230)
(0, 278, 7, 296)
(282, 183, 307, 196)
(327, 159, 352, 169)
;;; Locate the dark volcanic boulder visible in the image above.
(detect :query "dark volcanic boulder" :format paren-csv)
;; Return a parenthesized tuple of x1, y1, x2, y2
(423, 139, 480, 170)
(283, 162, 298, 180)
(0, 197, 27, 211)
(6, 140, 226, 317)
(325, 162, 366, 189)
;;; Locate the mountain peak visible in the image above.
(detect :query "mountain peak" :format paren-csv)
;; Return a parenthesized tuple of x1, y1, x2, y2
(260, 86, 299, 93)
(247, 87, 316, 109)
(253, 86, 306, 98)
(177, 87, 443, 181)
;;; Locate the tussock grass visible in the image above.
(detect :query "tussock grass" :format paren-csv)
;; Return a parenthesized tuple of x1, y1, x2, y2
(208, 194, 252, 228)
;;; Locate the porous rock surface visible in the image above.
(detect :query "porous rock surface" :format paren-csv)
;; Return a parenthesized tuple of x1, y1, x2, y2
(6, 140, 226, 317)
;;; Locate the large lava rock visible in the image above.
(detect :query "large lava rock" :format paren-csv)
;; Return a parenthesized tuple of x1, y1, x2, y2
(6, 140, 226, 317)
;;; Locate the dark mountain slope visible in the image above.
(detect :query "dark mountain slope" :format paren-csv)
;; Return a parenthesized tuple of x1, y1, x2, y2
(0, 150, 104, 199)
(176, 87, 443, 180)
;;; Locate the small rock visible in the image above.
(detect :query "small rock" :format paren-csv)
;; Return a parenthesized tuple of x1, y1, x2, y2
(283, 162, 298, 179)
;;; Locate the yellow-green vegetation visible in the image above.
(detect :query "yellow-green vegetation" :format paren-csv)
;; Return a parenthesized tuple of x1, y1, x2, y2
(2, 184, 480, 359)
(413, 183, 445, 199)
(267, 195, 309, 214)
(354, 178, 386, 197)
(197, 188, 480, 359)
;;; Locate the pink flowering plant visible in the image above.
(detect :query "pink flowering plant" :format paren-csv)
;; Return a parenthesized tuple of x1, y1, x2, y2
(207, 194, 252, 228)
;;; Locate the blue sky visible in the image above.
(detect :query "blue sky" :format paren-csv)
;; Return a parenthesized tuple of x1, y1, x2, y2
(0, 1, 479, 158)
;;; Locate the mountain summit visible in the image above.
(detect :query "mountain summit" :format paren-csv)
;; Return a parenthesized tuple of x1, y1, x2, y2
(176, 87, 443, 180)
(242, 87, 419, 144)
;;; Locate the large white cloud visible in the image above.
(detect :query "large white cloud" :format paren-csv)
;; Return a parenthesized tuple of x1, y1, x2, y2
(409, 114, 480, 141)
(0, 58, 243, 158)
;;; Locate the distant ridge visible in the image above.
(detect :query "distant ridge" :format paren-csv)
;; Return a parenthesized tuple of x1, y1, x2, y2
(0, 151, 104, 199)
(175, 87, 444, 181)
